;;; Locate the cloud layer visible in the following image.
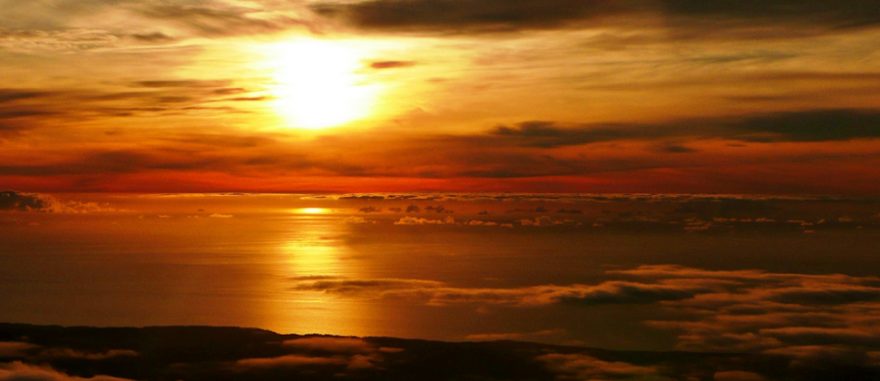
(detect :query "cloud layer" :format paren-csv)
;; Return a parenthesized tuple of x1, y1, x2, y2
(291, 264, 880, 369)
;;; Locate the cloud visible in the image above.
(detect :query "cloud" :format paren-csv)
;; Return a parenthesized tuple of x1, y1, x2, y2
(614, 265, 880, 359)
(311, 0, 620, 34)
(519, 216, 576, 227)
(239, 337, 391, 372)
(133, 3, 311, 37)
(292, 264, 880, 363)
(312, 0, 880, 36)
(0, 191, 51, 211)
(713, 370, 768, 381)
(0, 89, 52, 104)
(537, 353, 656, 380)
(368, 60, 416, 69)
(39, 349, 138, 361)
(0, 323, 874, 380)
(291, 275, 714, 307)
(0, 191, 114, 213)
(0, 342, 37, 357)
(491, 109, 880, 147)
(129, 32, 175, 42)
(0, 80, 267, 129)
(131, 80, 231, 89)
(0, 361, 132, 381)
(465, 329, 565, 342)
(393, 216, 455, 225)
(235, 354, 346, 368)
(283, 337, 373, 354)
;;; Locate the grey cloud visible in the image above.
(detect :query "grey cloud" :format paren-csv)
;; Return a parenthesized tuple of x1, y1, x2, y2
(291, 276, 711, 307)
(0, 89, 52, 104)
(660, 0, 880, 29)
(768, 287, 880, 305)
(538, 353, 657, 380)
(136, 3, 311, 37)
(0, 191, 51, 211)
(129, 32, 175, 42)
(0, 82, 265, 128)
(0, 361, 132, 381)
(131, 80, 231, 88)
(312, 0, 880, 35)
(291, 264, 880, 361)
(368, 60, 416, 69)
(0, 341, 38, 357)
(491, 109, 880, 147)
(311, 0, 623, 34)
(760, 327, 880, 347)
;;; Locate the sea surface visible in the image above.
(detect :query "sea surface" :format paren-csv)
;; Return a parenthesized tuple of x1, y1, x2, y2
(2, 193, 879, 352)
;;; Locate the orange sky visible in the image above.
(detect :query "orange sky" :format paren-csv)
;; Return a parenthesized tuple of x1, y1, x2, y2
(1, 0, 880, 194)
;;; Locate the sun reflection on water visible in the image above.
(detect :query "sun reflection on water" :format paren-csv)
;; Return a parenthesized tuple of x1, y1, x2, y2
(266, 214, 373, 335)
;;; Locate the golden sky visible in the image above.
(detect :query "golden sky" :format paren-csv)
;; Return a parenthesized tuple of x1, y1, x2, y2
(1, 0, 880, 193)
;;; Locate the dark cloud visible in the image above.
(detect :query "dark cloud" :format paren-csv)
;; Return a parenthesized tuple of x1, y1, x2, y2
(723, 109, 880, 142)
(131, 80, 231, 88)
(0, 81, 265, 128)
(2, 323, 879, 380)
(289, 264, 880, 363)
(283, 337, 374, 354)
(0, 190, 50, 211)
(0, 108, 57, 119)
(659, 0, 880, 30)
(340, 195, 386, 200)
(491, 109, 880, 147)
(0, 361, 132, 381)
(0, 341, 37, 357)
(0, 89, 52, 104)
(312, 0, 880, 35)
(136, 4, 311, 37)
(290, 275, 710, 307)
(768, 286, 880, 305)
(128, 31, 175, 42)
(368, 60, 416, 69)
(656, 143, 697, 153)
(311, 0, 622, 34)
(537, 353, 656, 380)
(235, 354, 347, 368)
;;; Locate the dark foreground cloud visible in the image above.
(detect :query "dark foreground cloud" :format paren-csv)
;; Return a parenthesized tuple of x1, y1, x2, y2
(0, 361, 132, 381)
(2, 323, 878, 380)
(537, 353, 656, 380)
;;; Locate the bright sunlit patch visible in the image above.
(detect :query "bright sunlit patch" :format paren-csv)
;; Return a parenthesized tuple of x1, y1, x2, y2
(294, 207, 331, 215)
(264, 39, 381, 130)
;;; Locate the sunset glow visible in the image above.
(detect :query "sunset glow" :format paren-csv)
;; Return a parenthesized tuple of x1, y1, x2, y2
(2, 1, 880, 380)
(264, 39, 381, 129)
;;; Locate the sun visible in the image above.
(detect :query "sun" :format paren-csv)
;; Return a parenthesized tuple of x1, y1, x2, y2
(264, 39, 381, 130)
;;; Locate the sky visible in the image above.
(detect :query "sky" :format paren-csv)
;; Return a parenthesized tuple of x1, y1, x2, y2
(1, 0, 880, 193)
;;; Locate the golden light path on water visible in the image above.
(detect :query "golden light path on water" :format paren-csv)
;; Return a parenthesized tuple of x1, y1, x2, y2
(262, 210, 375, 335)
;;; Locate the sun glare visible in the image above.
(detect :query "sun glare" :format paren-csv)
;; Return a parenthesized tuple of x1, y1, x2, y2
(294, 207, 331, 215)
(265, 39, 380, 130)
